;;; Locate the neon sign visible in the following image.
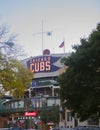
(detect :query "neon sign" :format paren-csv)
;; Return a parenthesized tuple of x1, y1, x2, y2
(24, 111, 37, 116)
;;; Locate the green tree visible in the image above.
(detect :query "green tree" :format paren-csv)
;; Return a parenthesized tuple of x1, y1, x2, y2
(0, 56, 33, 99)
(58, 23, 100, 121)
(0, 23, 33, 99)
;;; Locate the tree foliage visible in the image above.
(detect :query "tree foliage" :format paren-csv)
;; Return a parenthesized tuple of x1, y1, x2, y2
(58, 23, 100, 121)
(0, 54, 33, 99)
(0, 23, 33, 99)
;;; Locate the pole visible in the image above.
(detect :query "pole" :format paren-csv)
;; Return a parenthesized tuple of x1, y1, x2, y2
(42, 20, 43, 55)
(63, 37, 65, 55)
(29, 89, 31, 98)
(32, 21, 52, 55)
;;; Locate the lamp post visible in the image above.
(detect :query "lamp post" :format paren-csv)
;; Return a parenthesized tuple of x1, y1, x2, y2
(59, 106, 63, 122)
(28, 88, 32, 98)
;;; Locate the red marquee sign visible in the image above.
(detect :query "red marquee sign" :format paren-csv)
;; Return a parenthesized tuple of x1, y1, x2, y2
(24, 111, 37, 116)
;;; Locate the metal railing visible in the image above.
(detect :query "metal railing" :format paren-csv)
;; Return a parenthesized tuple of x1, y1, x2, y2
(0, 97, 60, 114)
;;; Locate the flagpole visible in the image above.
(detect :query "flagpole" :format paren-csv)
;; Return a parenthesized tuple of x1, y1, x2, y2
(63, 37, 65, 55)
(59, 38, 65, 54)
(42, 20, 43, 55)
(32, 20, 52, 55)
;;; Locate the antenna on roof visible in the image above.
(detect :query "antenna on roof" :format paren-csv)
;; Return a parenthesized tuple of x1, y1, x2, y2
(32, 20, 52, 55)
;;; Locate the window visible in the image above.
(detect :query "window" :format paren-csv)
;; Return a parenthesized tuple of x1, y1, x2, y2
(67, 112, 72, 121)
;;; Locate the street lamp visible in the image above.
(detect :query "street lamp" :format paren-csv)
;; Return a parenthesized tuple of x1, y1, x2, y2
(28, 88, 32, 98)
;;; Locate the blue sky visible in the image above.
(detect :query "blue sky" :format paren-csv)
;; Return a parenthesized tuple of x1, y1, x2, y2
(0, 0, 100, 57)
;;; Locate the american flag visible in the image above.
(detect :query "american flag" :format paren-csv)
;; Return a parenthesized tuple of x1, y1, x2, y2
(59, 41, 64, 48)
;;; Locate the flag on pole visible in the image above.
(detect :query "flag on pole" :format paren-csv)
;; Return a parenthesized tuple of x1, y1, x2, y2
(47, 31, 52, 36)
(59, 41, 64, 48)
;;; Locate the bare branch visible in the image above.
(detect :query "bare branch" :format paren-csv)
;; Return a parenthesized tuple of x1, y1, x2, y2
(0, 24, 9, 39)
(7, 33, 18, 43)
